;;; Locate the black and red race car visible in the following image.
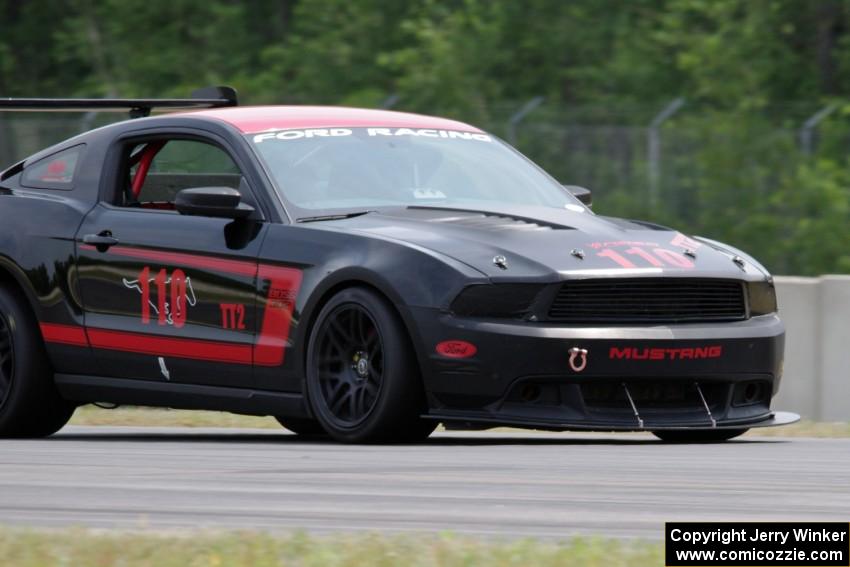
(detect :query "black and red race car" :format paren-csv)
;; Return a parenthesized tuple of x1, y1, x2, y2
(0, 87, 797, 442)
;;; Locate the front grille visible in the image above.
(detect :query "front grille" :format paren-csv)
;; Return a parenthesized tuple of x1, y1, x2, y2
(548, 278, 746, 323)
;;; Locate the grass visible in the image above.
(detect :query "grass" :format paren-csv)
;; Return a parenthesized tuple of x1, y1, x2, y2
(70, 405, 281, 429)
(0, 529, 663, 567)
(68, 405, 850, 437)
(743, 420, 850, 438)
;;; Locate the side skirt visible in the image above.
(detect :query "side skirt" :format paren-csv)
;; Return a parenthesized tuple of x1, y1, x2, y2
(55, 374, 310, 418)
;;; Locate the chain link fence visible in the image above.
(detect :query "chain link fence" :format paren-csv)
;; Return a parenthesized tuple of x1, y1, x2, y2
(0, 113, 121, 165)
(483, 101, 850, 276)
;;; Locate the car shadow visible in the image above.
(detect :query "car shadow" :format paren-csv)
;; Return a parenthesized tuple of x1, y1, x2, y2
(43, 429, 787, 446)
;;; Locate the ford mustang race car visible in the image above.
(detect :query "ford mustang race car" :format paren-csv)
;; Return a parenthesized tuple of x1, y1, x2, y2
(0, 87, 798, 442)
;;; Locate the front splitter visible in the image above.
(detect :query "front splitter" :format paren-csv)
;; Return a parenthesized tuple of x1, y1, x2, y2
(425, 410, 801, 432)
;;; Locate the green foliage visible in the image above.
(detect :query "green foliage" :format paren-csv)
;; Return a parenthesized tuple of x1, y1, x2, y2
(1, 0, 850, 275)
(379, 0, 508, 122)
(676, 117, 850, 276)
(246, 0, 413, 105)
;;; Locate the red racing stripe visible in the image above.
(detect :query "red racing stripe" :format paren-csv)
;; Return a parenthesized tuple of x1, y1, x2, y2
(254, 265, 303, 367)
(40, 323, 89, 347)
(86, 328, 253, 365)
(101, 246, 258, 277)
(72, 245, 303, 366)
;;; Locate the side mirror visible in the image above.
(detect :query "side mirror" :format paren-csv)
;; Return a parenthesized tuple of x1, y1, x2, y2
(175, 187, 254, 219)
(564, 185, 592, 207)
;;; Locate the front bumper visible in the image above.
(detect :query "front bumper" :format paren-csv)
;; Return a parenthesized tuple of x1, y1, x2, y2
(410, 308, 795, 430)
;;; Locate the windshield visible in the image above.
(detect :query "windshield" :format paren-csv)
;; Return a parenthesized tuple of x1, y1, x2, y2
(249, 127, 585, 214)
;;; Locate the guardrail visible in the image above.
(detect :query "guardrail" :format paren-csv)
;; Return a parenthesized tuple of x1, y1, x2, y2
(774, 275, 850, 420)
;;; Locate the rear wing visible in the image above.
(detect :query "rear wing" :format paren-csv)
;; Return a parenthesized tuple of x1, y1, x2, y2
(0, 85, 237, 118)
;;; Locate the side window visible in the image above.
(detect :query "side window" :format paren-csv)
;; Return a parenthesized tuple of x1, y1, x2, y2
(22, 145, 84, 190)
(123, 140, 243, 208)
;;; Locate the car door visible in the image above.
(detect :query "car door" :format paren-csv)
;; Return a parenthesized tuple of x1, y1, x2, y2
(75, 135, 267, 388)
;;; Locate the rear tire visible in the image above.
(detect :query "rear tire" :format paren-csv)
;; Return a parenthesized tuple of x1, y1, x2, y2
(0, 285, 76, 438)
(305, 287, 437, 443)
(275, 416, 327, 436)
(652, 429, 748, 443)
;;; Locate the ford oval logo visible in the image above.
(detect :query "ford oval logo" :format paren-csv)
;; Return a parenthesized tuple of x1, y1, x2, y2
(436, 340, 478, 359)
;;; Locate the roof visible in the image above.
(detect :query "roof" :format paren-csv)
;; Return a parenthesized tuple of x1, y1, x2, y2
(184, 105, 484, 134)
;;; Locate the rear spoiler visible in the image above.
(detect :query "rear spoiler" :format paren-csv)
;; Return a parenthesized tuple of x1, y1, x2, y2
(0, 85, 237, 118)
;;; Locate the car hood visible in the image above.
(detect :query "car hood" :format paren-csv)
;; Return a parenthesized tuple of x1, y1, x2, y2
(320, 205, 768, 281)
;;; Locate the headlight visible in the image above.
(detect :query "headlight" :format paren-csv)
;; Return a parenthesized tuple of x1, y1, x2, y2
(450, 284, 545, 318)
(747, 280, 777, 316)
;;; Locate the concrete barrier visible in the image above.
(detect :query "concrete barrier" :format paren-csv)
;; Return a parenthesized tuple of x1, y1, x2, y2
(773, 275, 850, 420)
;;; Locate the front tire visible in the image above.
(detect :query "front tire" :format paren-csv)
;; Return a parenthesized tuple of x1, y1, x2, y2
(0, 285, 76, 438)
(652, 429, 749, 443)
(305, 287, 437, 443)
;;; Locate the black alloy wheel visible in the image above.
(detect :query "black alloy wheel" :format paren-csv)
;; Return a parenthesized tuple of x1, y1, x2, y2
(305, 287, 437, 443)
(315, 303, 384, 427)
(0, 285, 76, 437)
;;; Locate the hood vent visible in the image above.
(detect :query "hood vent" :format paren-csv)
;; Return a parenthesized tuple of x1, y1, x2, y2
(423, 212, 572, 231)
(600, 216, 671, 231)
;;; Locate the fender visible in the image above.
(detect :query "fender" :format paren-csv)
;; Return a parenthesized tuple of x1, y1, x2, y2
(292, 266, 431, 382)
(256, 222, 489, 384)
(0, 254, 42, 317)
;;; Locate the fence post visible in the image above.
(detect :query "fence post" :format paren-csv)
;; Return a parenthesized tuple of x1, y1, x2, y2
(380, 94, 400, 110)
(79, 111, 98, 135)
(647, 97, 685, 208)
(507, 96, 544, 147)
(799, 104, 836, 156)
(0, 114, 12, 169)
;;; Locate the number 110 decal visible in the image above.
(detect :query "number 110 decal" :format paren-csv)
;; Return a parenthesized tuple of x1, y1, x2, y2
(597, 246, 694, 269)
(124, 267, 198, 328)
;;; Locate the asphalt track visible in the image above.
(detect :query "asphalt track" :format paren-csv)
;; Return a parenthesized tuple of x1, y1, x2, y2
(0, 426, 847, 539)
